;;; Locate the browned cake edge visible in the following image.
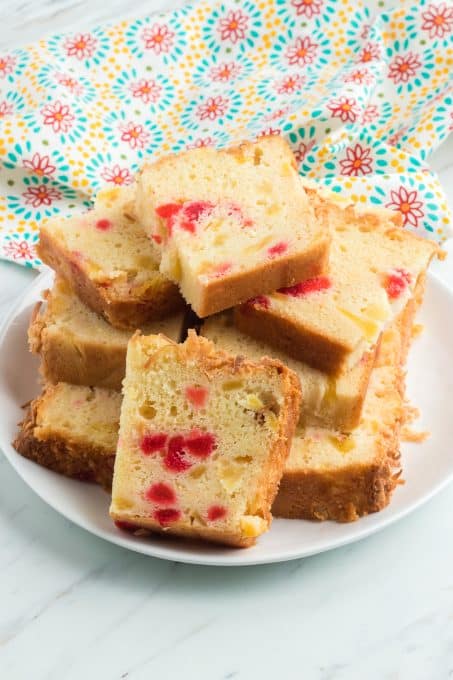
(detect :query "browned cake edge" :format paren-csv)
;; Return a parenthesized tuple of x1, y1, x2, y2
(37, 229, 184, 329)
(13, 398, 116, 491)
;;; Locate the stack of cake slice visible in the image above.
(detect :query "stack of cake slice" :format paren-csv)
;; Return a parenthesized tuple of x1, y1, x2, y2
(13, 135, 439, 547)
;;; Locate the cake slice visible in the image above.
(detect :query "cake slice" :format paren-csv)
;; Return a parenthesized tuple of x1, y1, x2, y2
(236, 189, 439, 374)
(29, 277, 186, 390)
(136, 136, 330, 317)
(201, 312, 374, 432)
(37, 186, 184, 329)
(13, 383, 121, 490)
(110, 331, 301, 547)
(272, 322, 406, 522)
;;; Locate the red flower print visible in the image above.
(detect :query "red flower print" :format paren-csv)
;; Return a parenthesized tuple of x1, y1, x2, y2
(361, 24, 371, 39)
(275, 74, 305, 94)
(119, 122, 150, 150)
(327, 96, 360, 123)
(23, 153, 56, 177)
(101, 165, 134, 186)
(3, 240, 36, 261)
(358, 42, 381, 63)
(387, 128, 407, 147)
(291, 0, 323, 19)
(196, 95, 229, 121)
(218, 10, 249, 44)
(0, 54, 16, 78)
(64, 33, 97, 60)
(361, 104, 379, 124)
(55, 72, 84, 95)
(386, 186, 424, 228)
(22, 184, 61, 208)
(264, 106, 292, 121)
(186, 136, 215, 149)
(293, 139, 315, 164)
(209, 62, 242, 82)
(41, 101, 75, 133)
(129, 78, 162, 104)
(142, 23, 175, 54)
(388, 52, 421, 84)
(0, 100, 13, 118)
(422, 2, 453, 39)
(285, 36, 318, 67)
(257, 127, 281, 138)
(340, 144, 373, 177)
(343, 68, 374, 85)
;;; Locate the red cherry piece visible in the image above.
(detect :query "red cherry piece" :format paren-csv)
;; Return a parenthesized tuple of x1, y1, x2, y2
(154, 508, 181, 526)
(185, 431, 217, 459)
(164, 436, 193, 472)
(180, 219, 196, 234)
(247, 295, 270, 310)
(152, 234, 162, 244)
(210, 262, 232, 278)
(95, 218, 112, 231)
(140, 433, 168, 455)
(207, 505, 227, 522)
(155, 203, 182, 219)
(385, 269, 411, 299)
(185, 385, 209, 409)
(145, 482, 176, 505)
(278, 276, 331, 297)
(183, 201, 214, 222)
(114, 520, 139, 533)
(268, 241, 288, 258)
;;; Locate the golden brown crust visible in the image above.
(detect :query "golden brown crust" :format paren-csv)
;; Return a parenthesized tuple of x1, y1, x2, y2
(13, 403, 115, 490)
(38, 229, 184, 329)
(273, 363, 405, 522)
(235, 302, 352, 375)
(195, 235, 330, 318)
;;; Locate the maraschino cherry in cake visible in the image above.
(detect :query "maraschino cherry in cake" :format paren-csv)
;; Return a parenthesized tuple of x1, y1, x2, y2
(135, 136, 330, 317)
(236, 188, 439, 375)
(110, 331, 301, 547)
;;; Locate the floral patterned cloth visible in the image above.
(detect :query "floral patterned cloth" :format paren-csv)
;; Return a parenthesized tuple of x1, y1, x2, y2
(0, 0, 451, 267)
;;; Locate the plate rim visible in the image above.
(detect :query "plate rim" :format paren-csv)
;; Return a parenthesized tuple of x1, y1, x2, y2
(1, 267, 453, 567)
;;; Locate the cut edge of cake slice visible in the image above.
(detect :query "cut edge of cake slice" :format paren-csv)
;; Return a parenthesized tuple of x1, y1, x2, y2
(37, 186, 184, 329)
(28, 277, 186, 390)
(235, 187, 440, 375)
(13, 383, 121, 490)
(136, 136, 331, 317)
(110, 330, 301, 547)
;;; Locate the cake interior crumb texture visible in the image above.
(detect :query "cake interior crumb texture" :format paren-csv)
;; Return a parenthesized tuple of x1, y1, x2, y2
(136, 136, 330, 316)
(110, 331, 300, 547)
(29, 277, 185, 390)
(37, 185, 183, 328)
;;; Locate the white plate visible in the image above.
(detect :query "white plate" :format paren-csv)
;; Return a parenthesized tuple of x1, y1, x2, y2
(1, 269, 453, 566)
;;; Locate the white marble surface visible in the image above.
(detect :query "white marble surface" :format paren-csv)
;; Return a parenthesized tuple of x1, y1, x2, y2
(1, 2, 453, 678)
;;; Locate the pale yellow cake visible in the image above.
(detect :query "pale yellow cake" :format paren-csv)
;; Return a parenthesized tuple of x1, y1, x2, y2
(14, 383, 121, 489)
(110, 331, 301, 547)
(136, 136, 330, 316)
(201, 312, 373, 432)
(236, 187, 439, 375)
(29, 278, 186, 390)
(37, 186, 184, 329)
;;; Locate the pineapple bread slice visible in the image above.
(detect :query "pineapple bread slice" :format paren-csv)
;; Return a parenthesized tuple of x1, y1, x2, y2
(272, 314, 410, 523)
(136, 136, 330, 317)
(236, 187, 439, 375)
(13, 383, 121, 490)
(110, 331, 301, 547)
(37, 185, 184, 329)
(201, 312, 374, 432)
(29, 277, 186, 390)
